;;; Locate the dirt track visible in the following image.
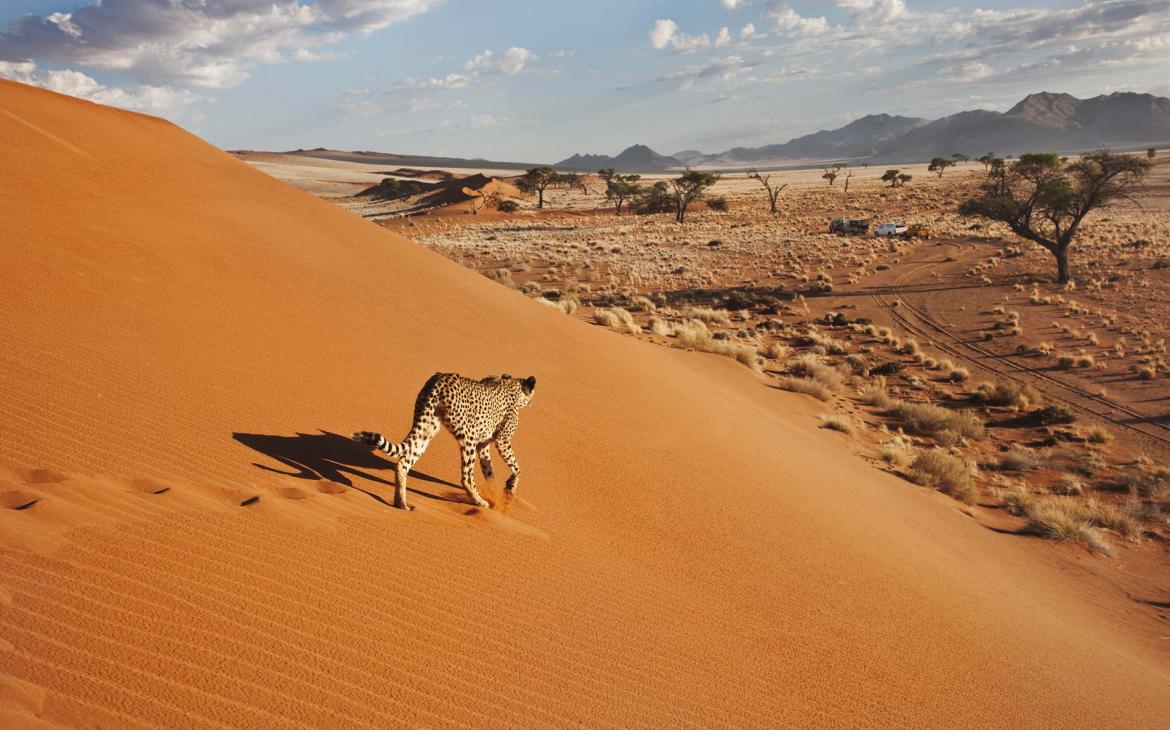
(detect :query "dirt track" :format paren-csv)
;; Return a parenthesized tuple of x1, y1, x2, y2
(860, 238, 1170, 456)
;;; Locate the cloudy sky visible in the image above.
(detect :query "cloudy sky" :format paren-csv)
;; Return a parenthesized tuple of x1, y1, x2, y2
(2, 1, 1168, 161)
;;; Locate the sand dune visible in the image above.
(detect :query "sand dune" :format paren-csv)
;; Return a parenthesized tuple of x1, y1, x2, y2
(2, 78, 1169, 728)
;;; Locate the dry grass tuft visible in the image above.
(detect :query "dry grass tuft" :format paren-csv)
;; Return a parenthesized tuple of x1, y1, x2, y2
(778, 376, 832, 400)
(682, 306, 731, 326)
(973, 380, 1041, 409)
(1086, 426, 1113, 444)
(999, 448, 1039, 472)
(879, 434, 915, 468)
(671, 321, 761, 371)
(1022, 498, 1114, 555)
(887, 400, 984, 445)
(593, 307, 641, 334)
(818, 413, 857, 435)
(908, 450, 979, 503)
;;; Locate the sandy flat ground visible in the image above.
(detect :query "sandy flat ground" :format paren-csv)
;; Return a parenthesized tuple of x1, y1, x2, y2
(3, 79, 1170, 728)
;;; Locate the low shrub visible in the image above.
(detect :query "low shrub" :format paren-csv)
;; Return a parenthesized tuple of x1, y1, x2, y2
(908, 450, 979, 503)
(887, 400, 984, 444)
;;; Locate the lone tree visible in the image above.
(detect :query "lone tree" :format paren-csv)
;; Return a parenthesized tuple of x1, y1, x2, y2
(978, 153, 996, 171)
(747, 167, 788, 214)
(881, 168, 905, 187)
(952, 153, 970, 165)
(928, 157, 956, 177)
(598, 168, 617, 184)
(517, 166, 557, 208)
(605, 174, 642, 215)
(558, 171, 589, 194)
(959, 150, 1151, 283)
(822, 164, 842, 186)
(1149, 147, 1158, 159)
(670, 169, 719, 223)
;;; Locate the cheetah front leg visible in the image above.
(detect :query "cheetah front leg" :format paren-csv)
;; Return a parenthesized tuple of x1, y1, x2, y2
(459, 444, 491, 508)
(477, 443, 494, 478)
(497, 438, 521, 492)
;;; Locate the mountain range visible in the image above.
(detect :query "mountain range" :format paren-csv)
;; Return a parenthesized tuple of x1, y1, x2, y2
(554, 144, 681, 171)
(558, 91, 1170, 171)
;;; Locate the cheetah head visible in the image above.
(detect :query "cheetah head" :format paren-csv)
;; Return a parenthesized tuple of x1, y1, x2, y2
(518, 375, 536, 406)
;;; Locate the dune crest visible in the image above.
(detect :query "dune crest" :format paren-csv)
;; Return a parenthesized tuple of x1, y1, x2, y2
(2, 79, 1169, 727)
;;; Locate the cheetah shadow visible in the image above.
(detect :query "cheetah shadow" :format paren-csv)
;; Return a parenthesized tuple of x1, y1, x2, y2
(232, 429, 461, 507)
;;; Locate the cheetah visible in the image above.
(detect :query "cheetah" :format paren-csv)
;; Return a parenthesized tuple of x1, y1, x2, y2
(353, 372, 536, 510)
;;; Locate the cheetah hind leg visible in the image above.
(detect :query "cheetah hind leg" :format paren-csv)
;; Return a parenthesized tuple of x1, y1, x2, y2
(477, 443, 494, 478)
(459, 444, 491, 508)
(392, 416, 440, 510)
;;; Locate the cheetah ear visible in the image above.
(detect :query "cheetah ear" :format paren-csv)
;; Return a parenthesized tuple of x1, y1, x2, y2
(522, 376, 536, 394)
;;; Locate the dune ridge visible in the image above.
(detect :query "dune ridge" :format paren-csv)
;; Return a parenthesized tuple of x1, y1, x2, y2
(2, 78, 1169, 728)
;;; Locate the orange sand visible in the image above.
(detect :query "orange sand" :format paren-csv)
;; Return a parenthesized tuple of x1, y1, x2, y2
(2, 79, 1169, 728)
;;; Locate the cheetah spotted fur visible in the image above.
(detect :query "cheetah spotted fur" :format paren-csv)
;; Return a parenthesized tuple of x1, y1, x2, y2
(353, 372, 536, 510)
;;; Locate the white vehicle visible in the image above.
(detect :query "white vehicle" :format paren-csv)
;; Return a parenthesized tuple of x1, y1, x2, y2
(874, 221, 908, 237)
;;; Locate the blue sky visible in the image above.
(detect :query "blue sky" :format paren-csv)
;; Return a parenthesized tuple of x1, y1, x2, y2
(2, 1, 1168, 161)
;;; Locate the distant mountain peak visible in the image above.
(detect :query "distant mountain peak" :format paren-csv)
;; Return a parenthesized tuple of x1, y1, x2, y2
(555, 144, 680, 171)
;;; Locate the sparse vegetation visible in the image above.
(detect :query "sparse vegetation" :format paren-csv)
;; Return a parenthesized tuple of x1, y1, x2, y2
(908, 450, 978, 503)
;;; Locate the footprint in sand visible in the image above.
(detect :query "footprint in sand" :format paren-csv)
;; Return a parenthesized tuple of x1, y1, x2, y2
(22, 468, 66, 484)
(1, 490, 39, 511)
(129, 477, 170, 495)
(315, 480, 347, 494)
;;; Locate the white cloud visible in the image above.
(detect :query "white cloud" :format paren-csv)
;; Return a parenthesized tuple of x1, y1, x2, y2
(740, 23, 758, 39)
(649, 19, 711, 51)
(715, 27, 733, 47)
(0, 60, 200, 111)
(408, 97, 465, 113)
(0, 0, 440, 89)
(721, 0, 743, 9)
(397, 73, 472, 90)
(650, 19, 680, 50)
(937, 60, 996, 84)
(294, 48, 351, 62)
(769, 5, 830, 38)
(464, 47, 537, 75)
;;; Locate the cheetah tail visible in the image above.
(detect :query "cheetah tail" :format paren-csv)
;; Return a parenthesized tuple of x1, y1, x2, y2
(352, 431, 405, 457)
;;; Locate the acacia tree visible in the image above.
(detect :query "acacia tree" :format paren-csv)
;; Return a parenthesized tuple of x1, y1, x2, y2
(978, 153, 996, 171)
(842, 169, 855, 197)
(898, 173, 912, 186)
(605, 174, 642, 215)
(928, 157, 955, 177)
(747, 167, 788, 214)
(598, 168, 617, 184)
(670, 169, 719, 223)
(822, 164, 842, 186)
(467, 190, 502, 215)
(517, 166, 557, 208)
(959, 150, 1151, 283)
(881, 169, 903, 187)
(952, 153, 970, 165)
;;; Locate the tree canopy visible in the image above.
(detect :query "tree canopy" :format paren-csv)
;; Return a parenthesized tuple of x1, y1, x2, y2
(959, 150, 1151, 282)
(670, 169, 719, 223)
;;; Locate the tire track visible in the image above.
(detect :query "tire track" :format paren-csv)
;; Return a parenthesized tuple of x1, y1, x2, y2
(869, 241, 1170, 451)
